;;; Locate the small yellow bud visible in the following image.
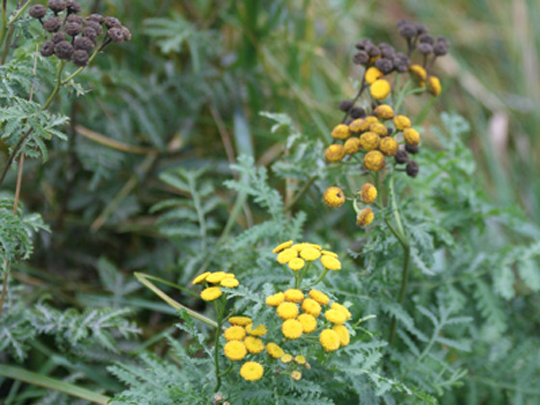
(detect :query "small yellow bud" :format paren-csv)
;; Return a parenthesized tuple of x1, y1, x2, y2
(393, 115, 411, 131)
(356, 207, 374, 227)
(363, 150, 386, 172)
(375, 104, 394, 120)
(323, 186, 346, 208)
(364, 66, 384, 84)
(409, 64, 427, 81)
(370, 122, 388, 137)
(403, 127, 420, 146)
(380, 137, 399, 156)
(360, 132, 380, 151)
(360, 183, 377, 204)
(343, 137, 361, 155)
(325, 144, 345, 162)
(331, 124, 350, 140)
(428, 76, 442, 96)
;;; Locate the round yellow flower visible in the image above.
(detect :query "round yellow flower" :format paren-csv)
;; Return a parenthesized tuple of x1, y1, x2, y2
(370, 122, 388, 137)
(244, 336, 265, 354)
(192, 272, 211, 285)
(294, 355, 307, 365)
(344, 137, 362, 155)
(224, 326, 246, 341)
(229, 316, 252, 326)
(281, 354, 293, 364)
(357, 207, 374, 227)
(220, 278, 239, 288)
(308, 289, 330, 305)
(266, 342, 284, 359)
(284, 289, 304, 303)
(364, 150, 386, 172)
(321, 255, 342, 271)
(200, 287, 222, 301)
(325, 144, 345, 163)
(206, 272, 228, 284)
(277, 248, 298, 264)
(362, 116, 379, 130)
(331, 124, 351, 140)
(273, 240, 294, 254)
(403, 127, 420, 146)
(300, 247, 321, 261)
(224, 341, 247, 361)
(246, 323, 268, 337)
(277, 302, 299, 320)
(394, 115, 411, 131)
(282, 319, 303, 339)
(323, 186, 346, 208)
(428, 75, 441, 96)
(370, 79, 391, 100)
(331, 302, 352, 320)
(301, 298, 322, 317)
(360, 183, 377, 204)
(291, 243, 310, 252)
(265, 292, 285, 307)
(320, 251, 338, 259)
(291, 370, 302, 381)
(360, 132, 380, 151)
(333, 324, 350, 347)
(365, 66, 384, 84)
(409, 64, 427, 81)
(349, 118, 364, 134)
(320, 329, 340, 352)
(288, 258, 305, 271)
(325, 309, 347, 324)
(297, 313, 317, 333)
(240, 361, 264, 381)
(380, 137, 399, 156)
(375, 104, 394, 120)
(306, 243, 322, 250)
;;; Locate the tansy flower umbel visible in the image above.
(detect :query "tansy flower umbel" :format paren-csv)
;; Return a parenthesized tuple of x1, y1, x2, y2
(277, 248, 297, 264)
(246, 323, 268, 337)
(301, 298, 322, 317)
(273, 240, 293, 254)
(344, 137, 361, 154)
(244, 336, 265, 354)
(323, 186, 346, 208)
(200, 287, 222, 301)
(284, 289, 304, 303)
(360, 132, 380, 151)
(364, 150, 386, 172)
(297, 313, 317, 333)
(333, 324, 350, 347)
(224, 326, 246, 341)
(360, 183, 377, 204)
(321, 255, 342, 271)
(265, 292, 285, 307)
(277, 302, 299, 319)
(325, 144, 346, 162)
(375, 104, 394, 120)
(320, 329, 340, 352)
(331, 124, 351, 140)
(288, 258, 305, 271)
(192, 272, 210, 284)
(380, 137, 399, 156)
(370, 79, 391, 100)
(229, 316, 252, 326)
(357, 207, 374, 227)
(266, 342, 284, 359)
(325, 309, 347, 324)
(240, 361, 264, 381)
(331, 302, 352, 320)
(224, 341, 247, 361)
(403, 127, 420, 146)
(394, 115, 411, 130)
(300, 247, 321, 261)
(282, 319, 303, 339)
(309, 289, 330, 305)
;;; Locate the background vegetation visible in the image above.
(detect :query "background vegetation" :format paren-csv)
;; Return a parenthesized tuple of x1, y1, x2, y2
(1, 0, 539, 404)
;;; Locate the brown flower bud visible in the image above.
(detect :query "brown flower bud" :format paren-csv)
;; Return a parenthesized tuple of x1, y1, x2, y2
(406, 161, 419, 177)
(47, 0, 67, 13)
(43, 16, 62, 32)
(65, 22, 83, 36)
(108, 27, 125, 43)
(104, 16, 122, 28)
(72, 49, 89, 67)
(87, 13, 105, 24)
(40, 41, 55, 57)
(29, 5, 48, 19)
(54, 40, 74, 59)
(74, 36, 94, 53)
(394, 150, 409, 164)
(66, 1, 81, 14)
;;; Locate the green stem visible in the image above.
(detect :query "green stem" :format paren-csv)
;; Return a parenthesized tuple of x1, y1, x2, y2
(0, 0, 7, 50)
(297, 261, 311, 288)
(213, 301, 223, 393)
(304, 268, 329, 290)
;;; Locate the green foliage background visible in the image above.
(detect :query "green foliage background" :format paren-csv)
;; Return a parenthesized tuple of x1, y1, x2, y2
(1, 0, 539, 404)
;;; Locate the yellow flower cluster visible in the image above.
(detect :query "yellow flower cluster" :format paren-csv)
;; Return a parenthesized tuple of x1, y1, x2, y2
(408, 64, 442, 96)
(223, 315, 267, 381)
(273, 241, 342, 272)
(325, 106, 401, 172)
(192, 271, 239, 301)
(265, 288, 351, 353)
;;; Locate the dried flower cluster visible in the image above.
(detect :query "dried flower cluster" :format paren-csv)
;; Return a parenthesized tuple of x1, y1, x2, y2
(29, 1, 131, 67)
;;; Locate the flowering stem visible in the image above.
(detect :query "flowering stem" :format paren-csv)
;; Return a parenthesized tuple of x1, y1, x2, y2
(304, 268, 329, 290)
(213, 301, 223, 393)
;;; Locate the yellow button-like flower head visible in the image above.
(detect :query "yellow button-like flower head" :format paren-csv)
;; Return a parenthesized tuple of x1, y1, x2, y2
(321, 255, 342, 271)
(344, 137, 362, 155)
(291, 370, 302, 381)
(244, 336, 265, 354)
(265, 292, 285, 307)
(284, 289, 304, 303)
(300, 247, 321, 262)
(229, 316, 252, 326)
(380, 137, 399, 156)
(357, 207, 374, 227)
(428, 76, 442, 96)
(301, 298, 322, 317)
(272, 240, 294, 254)
(349, 119, 364, 134)
(364, 150, 386, 172)
(192, 271, 211, 285)
(375, 104, 394, 120)
(370, 79, 391, 100)
(403, 127, 420, 146)
(288, 258, 305, 271)
(360, 183, 377, 204)
(282, 319, 303, 339)
(297, 313, 317, 333)
(240, 361, 264, 381)
(360, 132, 380, 151)
(331, 124, 351, 140)
(308, 289, 330, 305)
(220, 278, 239, 288)
(294, 355, 307, 365)
(266, 342, 284, 359)
(333, 324, 350, 347)
(365, 66, 384, 84)
(276, 302, 299, 319)
(277, 248, 298, 264)
(320, 329, 340, 352)
(200, 287, 222, 301)
(325, 309, 347, 324)
(409, 64, 427, 81)
(331, 302, 352, 320)
(281, 354, 293, 364)
(224, 340, 247, 361)
(323, 186, 346, 208)
(321, 251, 338, 258)
(224, 326, 246, 341)
(325, 144, 346, 163)
(206, 272, 228, 284)
(394, 115, 411, 131)
(246, 323, 268, 337)
(370, 122, 388, 137)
